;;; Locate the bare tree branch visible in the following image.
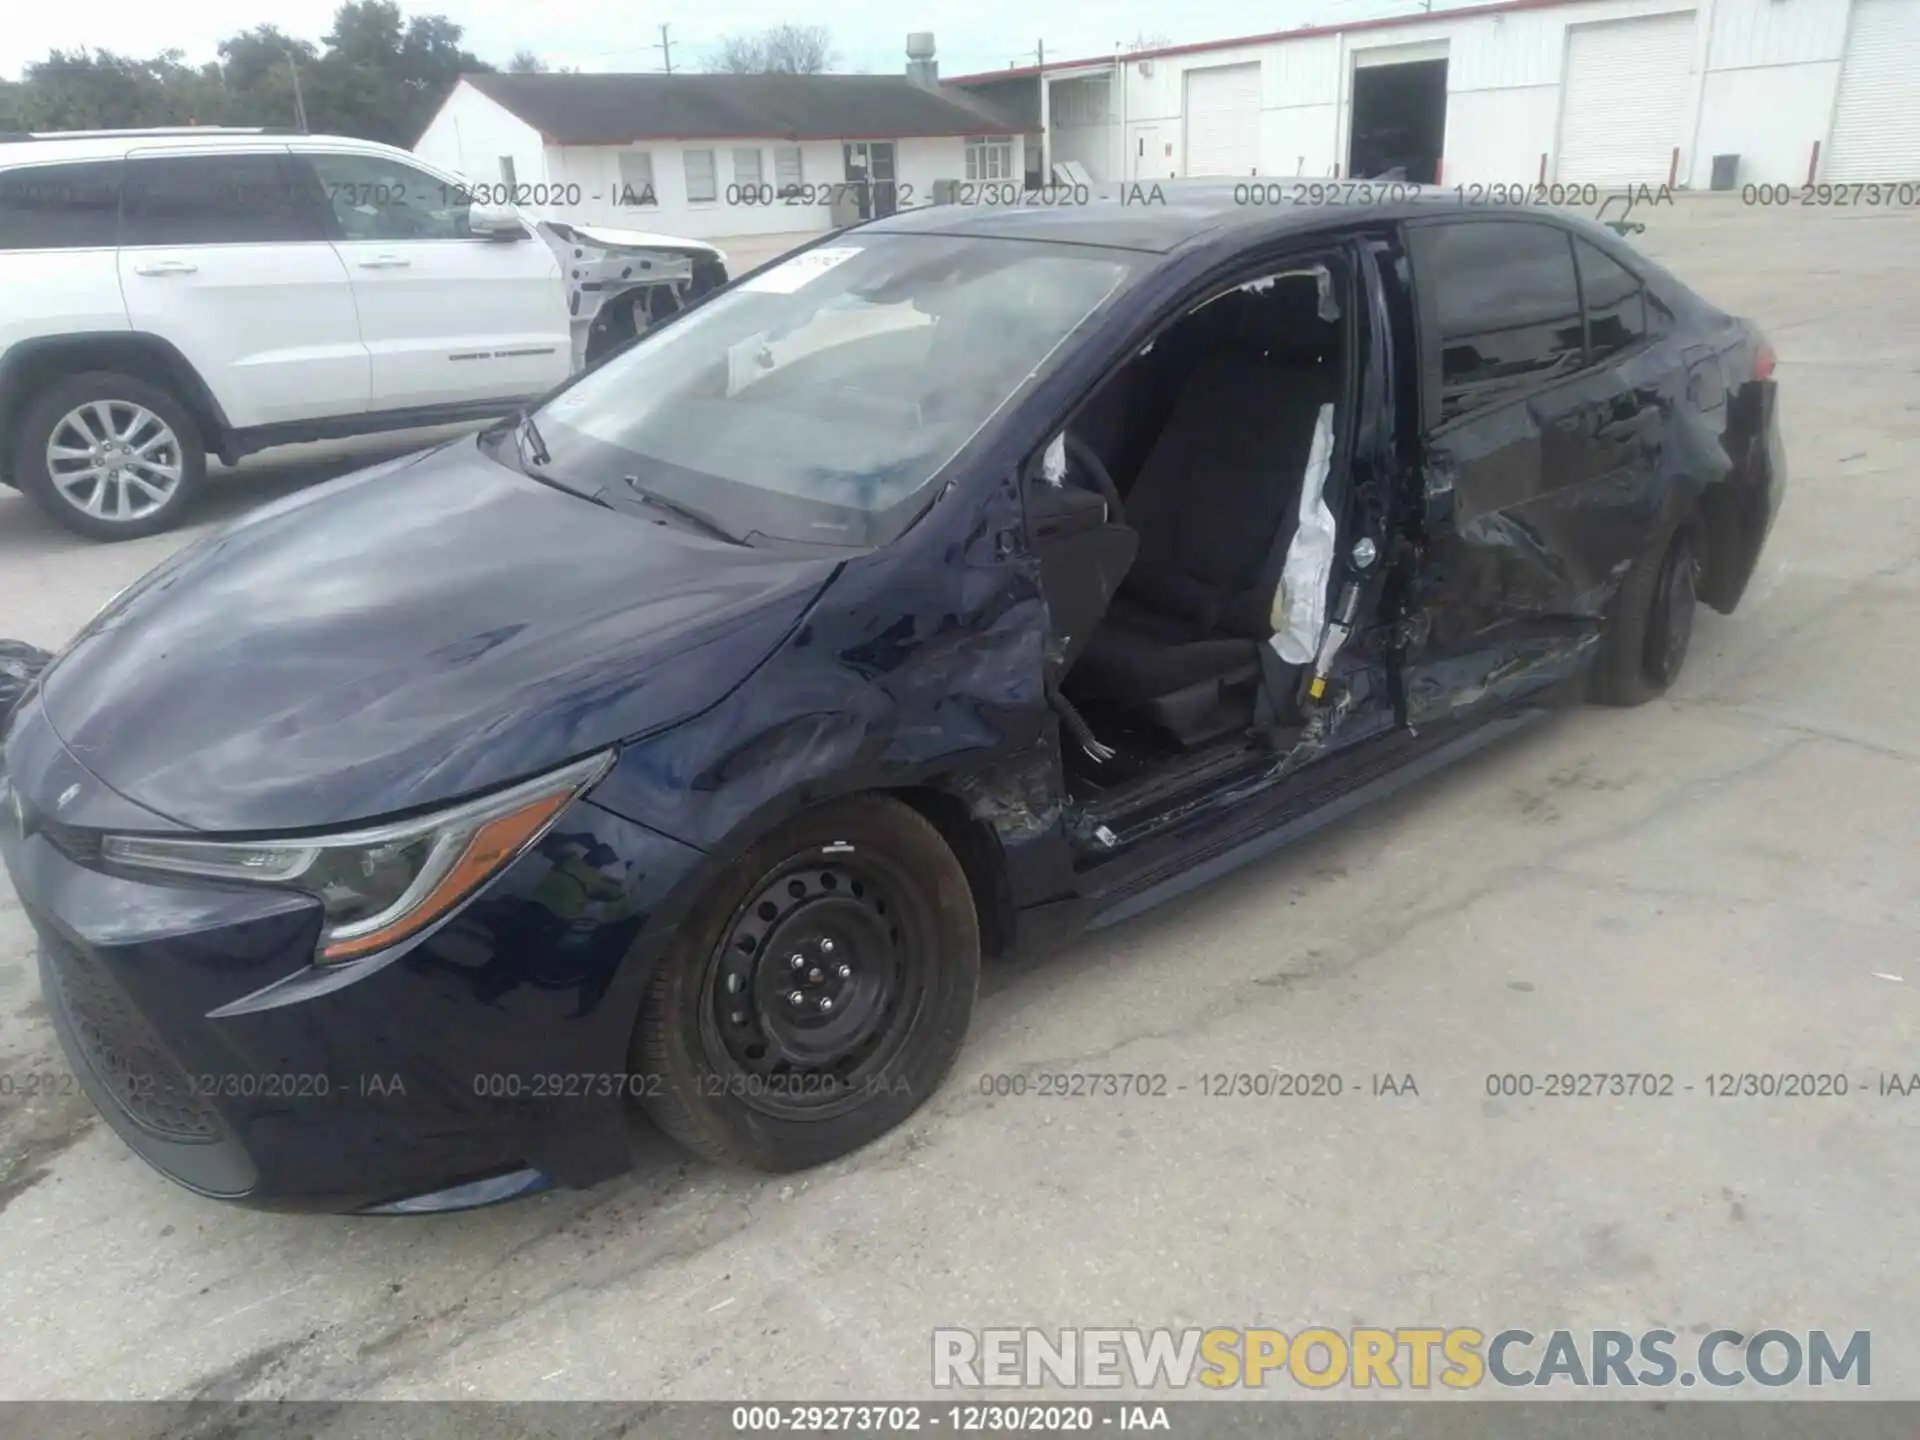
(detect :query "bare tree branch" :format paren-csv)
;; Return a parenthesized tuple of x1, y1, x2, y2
(706, 24, 835, 74)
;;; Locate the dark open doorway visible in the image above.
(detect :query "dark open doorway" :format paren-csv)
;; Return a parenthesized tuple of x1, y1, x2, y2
(1348, 59, 1448, 184)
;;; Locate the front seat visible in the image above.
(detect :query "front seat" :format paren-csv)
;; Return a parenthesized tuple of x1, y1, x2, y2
(1067, 337, 1336, 746)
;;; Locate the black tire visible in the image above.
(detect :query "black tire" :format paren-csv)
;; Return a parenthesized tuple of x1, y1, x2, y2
(634, 794, 980, 1171)
(1590, 517, 1699, 706)
(12, 371, 206, 541)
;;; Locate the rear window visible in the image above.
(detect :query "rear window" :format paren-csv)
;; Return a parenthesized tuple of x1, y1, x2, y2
(122, 154, 319, 246)
(0, 160, 123, 250)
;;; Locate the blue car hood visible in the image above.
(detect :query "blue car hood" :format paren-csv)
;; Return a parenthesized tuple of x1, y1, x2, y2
(39, 438, 838, 833)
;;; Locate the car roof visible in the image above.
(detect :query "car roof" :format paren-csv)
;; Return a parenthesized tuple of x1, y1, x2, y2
(863, 179, 1640, 259)
(0, 129, 414, 166)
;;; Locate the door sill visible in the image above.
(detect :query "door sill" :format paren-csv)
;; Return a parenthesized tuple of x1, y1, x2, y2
(1082, 707, 1548, 929)
(1068, 732, 1278, 843)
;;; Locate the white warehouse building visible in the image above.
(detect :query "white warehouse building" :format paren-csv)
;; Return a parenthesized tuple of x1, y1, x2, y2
(413, 58, 1027, 250)
(951, 0, 1920, 190)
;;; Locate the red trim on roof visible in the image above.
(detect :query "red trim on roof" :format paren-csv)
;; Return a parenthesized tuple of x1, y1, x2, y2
(947, 0, 1589, 84)
(547, 131, 1006, 144)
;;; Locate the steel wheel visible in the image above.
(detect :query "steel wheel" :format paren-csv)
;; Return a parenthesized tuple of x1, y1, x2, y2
(634, 794, 979, 1172)
(699, 850, 933, 1120)
(46, 400, 185, 522)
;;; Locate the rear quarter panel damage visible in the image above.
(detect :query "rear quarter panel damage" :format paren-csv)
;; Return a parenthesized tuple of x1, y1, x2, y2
(1402, 256, 1766, 722)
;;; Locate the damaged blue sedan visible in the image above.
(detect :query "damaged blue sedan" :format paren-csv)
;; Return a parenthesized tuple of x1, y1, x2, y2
(0, 190, 1784, 1212)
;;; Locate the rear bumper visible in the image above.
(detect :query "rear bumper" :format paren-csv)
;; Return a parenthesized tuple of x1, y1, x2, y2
(1703, 377, 1786, 614)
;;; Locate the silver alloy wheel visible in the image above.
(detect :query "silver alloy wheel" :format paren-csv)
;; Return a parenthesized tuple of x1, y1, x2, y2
(45, 400, 185, 522)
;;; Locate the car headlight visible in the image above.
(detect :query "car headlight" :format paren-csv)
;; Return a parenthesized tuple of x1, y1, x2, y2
(100, 750, 615, 964)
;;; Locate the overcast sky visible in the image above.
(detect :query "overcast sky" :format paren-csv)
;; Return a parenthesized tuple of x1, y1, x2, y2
(2, 0, 1438, 82)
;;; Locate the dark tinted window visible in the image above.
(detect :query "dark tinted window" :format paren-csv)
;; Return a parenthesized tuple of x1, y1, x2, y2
(1575, 238, 1647, 360)
(1412, 220, 1584, 423)
(0, 161, 122, 250)
(305, 152, 470, 241)
(122, 154, 317, 245)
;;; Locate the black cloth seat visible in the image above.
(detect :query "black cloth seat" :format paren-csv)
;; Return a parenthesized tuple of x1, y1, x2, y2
(1075, 598, 1263, 696)
(1068, 346, 1338, 744)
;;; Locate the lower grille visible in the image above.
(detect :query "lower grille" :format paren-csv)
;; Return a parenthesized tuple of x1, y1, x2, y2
(42, 932, 223, 1142)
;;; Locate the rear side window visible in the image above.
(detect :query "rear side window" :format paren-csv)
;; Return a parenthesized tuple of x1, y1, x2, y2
(0, 161, 122, 250)
(1410, 220, 1584, 424)
(1574, 237, 1648, 361)
(122, 154, 319, 245)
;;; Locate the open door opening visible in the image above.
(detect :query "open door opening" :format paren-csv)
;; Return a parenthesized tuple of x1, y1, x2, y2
(1024, 263, 1353, 814)
(1349, 58, 1448, 183)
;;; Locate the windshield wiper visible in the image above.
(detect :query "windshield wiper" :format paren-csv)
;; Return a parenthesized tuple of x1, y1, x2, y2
(617, 478, 742, 544)
(516, 411, 552, 467)
(486, 413, 611, 507)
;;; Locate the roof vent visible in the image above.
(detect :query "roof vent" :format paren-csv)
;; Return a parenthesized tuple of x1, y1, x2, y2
(906, 32, 938, 87)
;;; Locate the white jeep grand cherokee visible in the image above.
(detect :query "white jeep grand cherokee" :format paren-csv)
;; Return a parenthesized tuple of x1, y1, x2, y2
(0, 127, 729, 539)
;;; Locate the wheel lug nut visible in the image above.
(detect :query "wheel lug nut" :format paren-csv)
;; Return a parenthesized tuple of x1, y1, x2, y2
(818, 996, 834, 1013)
(789, 953, 806, 970)
(726, 974, 742, 993)
(836, 964, 851, 979)
(788, 990, 806, 1007)
(730, 1011, 746, 1024)
(819, 938, 835, 954)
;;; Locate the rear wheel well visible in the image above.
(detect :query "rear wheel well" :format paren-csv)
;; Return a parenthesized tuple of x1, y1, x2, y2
(1, 337, 227, 473)
(884, 785, 1013, 962)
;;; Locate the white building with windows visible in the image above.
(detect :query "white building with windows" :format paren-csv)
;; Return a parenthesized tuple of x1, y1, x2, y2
(952, 0, 1920, 190)
(413, 53, 1025, 251)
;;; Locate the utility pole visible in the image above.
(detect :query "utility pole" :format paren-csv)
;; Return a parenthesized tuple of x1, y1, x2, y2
(283, 48, 309, 131)
(1036, 38, 1047, 187)
(657, 24, 675, 75)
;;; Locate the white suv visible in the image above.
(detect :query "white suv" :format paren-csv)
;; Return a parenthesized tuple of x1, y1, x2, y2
(0, 127, 729, 539)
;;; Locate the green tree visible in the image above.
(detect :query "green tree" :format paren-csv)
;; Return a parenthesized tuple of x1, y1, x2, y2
(3, 2, 493, 144)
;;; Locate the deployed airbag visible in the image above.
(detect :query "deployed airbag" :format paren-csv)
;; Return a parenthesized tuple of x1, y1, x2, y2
(1270, 403, 1337, 664)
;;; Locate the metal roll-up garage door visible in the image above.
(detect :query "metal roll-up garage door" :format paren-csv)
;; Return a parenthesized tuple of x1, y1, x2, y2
(1184, 63, 1262, 176)
(1555, 12, 1696, 185)
(1826, 0, 1920, 182)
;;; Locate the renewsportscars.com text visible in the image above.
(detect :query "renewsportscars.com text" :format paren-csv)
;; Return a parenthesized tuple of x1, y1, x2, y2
(931, 1327, 1870, 1391)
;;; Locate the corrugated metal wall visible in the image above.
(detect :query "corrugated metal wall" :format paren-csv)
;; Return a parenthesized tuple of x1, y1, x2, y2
(1031, 0, 1895, 189)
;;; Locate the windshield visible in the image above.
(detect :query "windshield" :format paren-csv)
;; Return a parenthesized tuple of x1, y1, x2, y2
(528, 234, 1141, 547)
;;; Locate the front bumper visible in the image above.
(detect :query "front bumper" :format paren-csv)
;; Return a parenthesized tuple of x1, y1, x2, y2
(1, 698, 707, 1213)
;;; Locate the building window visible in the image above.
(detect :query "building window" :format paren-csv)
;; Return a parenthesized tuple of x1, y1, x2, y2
(774, 145, 804, 197)
(965, 137, 1014, 182)
(499, 156, 517, 189)
(729, 147, 760, 201)
(617, 151, 656, 206)
(685, 149, 717, 203)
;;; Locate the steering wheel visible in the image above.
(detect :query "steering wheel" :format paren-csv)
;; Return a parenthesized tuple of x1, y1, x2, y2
(1062, 432, 1124, 521)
